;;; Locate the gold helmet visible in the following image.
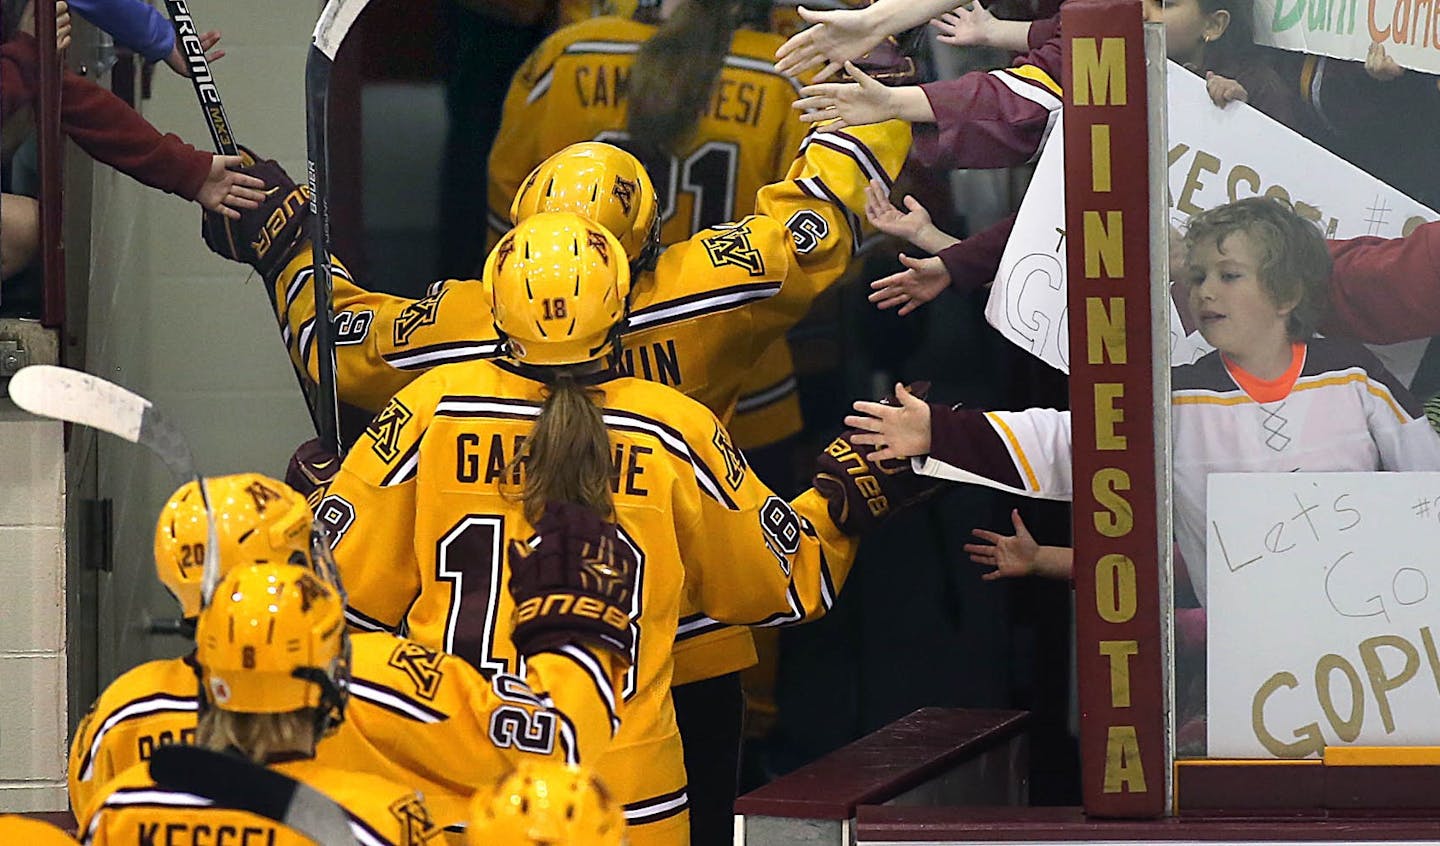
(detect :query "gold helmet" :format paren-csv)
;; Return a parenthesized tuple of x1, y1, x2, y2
(484, 211, 631, 367)
(154, 473, 313, 619)
(154, 471, 312, 618)
(467, 762, 627, 846)
(510, 142, 660, 270)
(195, 562, 349, 733)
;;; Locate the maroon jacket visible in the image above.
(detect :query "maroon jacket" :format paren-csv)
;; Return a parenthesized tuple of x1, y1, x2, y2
(2, 32, 210, 200)
(912, 13, 1063, 171)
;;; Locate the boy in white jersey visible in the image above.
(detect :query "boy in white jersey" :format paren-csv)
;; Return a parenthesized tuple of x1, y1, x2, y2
(843, 197, 1440, 604)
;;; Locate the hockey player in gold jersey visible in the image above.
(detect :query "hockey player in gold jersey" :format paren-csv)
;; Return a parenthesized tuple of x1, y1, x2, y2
(80, 556, 443, 846)
(318, 211, 938, 846)
(202, 115, 907, 839)
(69, 473, 635, 830)
(486, 0, 811, 490)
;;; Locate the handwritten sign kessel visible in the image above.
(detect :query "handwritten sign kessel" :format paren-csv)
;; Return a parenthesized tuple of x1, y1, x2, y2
(1206, 472, 1440, 758)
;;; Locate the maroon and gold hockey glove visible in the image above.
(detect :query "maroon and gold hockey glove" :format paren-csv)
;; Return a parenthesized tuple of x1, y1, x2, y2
(285, 438, 342, 510)
(508, 502, 637, 660)
(201, 146, 311, 283)
(837, 35, 920, 87)
(812, 381, 947, 535)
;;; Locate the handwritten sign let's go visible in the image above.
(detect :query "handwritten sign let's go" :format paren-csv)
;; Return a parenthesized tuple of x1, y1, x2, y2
(1206, 472, 1440, 758)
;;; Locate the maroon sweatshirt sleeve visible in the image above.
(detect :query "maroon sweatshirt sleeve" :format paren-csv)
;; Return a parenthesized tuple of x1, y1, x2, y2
(926, 403, 1025, 489)
(1322, 221, 1440, 344)
(937, 212, 1016, 295)
(911, 23, 1063, 170)
(4, 33, 210, 200)
(1027, 13, 1060, 50)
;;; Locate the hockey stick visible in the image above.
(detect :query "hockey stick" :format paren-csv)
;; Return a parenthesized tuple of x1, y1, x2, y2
(305, 0, 371, 457)
(162, 1, 328, 441)
(162, 0, 237, 156)
(6, 365, 224, 599)
(150, 746, 360, 846)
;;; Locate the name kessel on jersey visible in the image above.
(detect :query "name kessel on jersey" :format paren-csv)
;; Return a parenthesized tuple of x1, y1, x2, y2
(135, 821, 277, 846)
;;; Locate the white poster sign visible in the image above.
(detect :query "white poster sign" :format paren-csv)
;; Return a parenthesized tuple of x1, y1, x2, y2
(985, 63, 1435, 375)
(1253, 0, 1440, 75)
(1206, 472, 1440, 758)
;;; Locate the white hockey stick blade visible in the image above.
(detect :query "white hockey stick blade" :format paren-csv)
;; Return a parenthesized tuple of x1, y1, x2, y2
(9, 366, 222, 596)
(8, 365, 197, 482)
(312, 0, 371, 60)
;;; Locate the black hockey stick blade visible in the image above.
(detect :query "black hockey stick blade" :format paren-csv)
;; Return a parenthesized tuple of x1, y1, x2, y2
(163, 0, 237, 156)
(150, 746, 360, 846)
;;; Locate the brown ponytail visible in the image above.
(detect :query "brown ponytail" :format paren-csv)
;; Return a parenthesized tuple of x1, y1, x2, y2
(508, 375, 614, 524)
(626, 0, 742, 161)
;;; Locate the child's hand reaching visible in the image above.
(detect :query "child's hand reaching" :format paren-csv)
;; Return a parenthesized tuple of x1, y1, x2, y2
(1204, 71, 1248, 107)
(869, 253, 951, 315)
(965, 510, 1074, 581)
(196, 154, 267, 220)
(843, 382, 931, 461)
(165, 30, 226, 78)
(929, 2, 997, 48)
(1365, 42, 1404, 81)
(965, 509, 1040, 579)
(794, 63, 898, 129)
(864, 178, 958, 253)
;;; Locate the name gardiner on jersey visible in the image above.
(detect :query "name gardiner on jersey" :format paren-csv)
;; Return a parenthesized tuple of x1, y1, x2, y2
(573, 63, 769, 127)
(456, 433, 654, 497)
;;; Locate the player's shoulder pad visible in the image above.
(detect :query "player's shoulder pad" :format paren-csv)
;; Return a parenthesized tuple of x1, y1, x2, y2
(88, 656, 198, 714)
(604, 377, 747, 492)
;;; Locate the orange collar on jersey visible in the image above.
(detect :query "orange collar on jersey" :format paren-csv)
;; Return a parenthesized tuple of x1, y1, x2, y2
(1223, 341, 1307, 404)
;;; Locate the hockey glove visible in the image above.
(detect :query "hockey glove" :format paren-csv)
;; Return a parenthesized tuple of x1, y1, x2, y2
(201, 146, 310, 284)
(812, 381, 947, 535)
(508, 502, 637, 660)
(285, 438, 342, 509)
(837, 35, 920, 87)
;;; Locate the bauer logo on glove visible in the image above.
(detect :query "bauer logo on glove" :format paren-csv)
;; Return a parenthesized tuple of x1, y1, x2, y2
(201, 146, 311, 283)
(812, 381, 947, 535)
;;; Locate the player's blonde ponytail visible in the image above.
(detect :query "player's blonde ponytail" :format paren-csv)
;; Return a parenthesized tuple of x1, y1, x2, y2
(510, 375, 614, 525)
(198, 709, 316, 765)
(626, 0, 742, 161)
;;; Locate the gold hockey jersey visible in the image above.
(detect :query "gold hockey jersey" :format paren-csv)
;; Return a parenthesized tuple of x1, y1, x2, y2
(320, 360, 858, 838)
(68, 634, 622, 828)
(485, 16, 807, 253)
(268, 117, 908, 686)
(79, 757, 439, 846)
(486, 15, 812, 447)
